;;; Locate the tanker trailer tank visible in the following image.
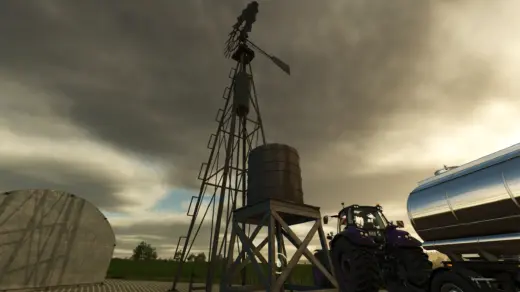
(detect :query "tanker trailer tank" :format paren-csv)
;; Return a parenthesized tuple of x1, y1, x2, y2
(407, 143, 520, 259)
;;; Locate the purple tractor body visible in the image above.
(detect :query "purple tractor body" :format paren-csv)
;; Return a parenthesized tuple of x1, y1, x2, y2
(313, 204, 432, 292)
(385, 225, 422, 248)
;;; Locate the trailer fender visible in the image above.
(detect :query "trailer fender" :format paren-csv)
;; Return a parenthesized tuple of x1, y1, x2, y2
(332, 226, 377, 248)
(431, 270, 478, 292)
(431, 263, 484, 291)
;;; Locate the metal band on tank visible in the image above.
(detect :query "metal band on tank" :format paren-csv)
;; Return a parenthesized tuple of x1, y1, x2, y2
(502, 172, 520, 210)
(416, 213, 520, 233)
(444, 191, 459, 221)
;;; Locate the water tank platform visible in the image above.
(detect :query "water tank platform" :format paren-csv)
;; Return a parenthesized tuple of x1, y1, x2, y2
(222, 198, 338, 292)
(233, 198, 321, 226)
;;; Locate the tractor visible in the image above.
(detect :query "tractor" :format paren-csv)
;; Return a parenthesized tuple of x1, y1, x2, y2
(313, 203, 432, 292)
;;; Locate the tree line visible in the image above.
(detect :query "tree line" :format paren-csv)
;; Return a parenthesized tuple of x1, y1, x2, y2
(131, 241, 206, 262)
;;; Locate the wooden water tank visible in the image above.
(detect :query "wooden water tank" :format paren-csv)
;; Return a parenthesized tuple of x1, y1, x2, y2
(247, 143, 304, 205)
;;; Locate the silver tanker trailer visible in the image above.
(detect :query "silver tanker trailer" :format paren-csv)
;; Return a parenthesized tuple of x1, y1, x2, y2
(408, 143, 520, 291)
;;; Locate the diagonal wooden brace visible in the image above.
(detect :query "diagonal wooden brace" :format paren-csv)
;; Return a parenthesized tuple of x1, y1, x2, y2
(233, 220, 269, 287)
(272, 218, 319, 291)
(230, 237, 268, 275)
(226, 214, 268, 279)
(272, 211, 338, 288)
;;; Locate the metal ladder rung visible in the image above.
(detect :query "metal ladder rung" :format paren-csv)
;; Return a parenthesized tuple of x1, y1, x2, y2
(228, 67, 236, 78)
(186, 196, 198, 216)
(198, 163, 207, 180)
(222, 87, 230, 99)
(207, 134, 216, 149)
(215, 109, 224, 122)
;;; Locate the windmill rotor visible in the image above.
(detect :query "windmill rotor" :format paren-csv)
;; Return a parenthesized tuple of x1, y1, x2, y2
(224, 1, 290, 75)
(224, 1, 258, 58)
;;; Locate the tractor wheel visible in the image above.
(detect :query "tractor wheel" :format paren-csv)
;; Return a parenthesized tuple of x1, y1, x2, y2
(331, 236, 380, 292)
(387, 247, 432, 292)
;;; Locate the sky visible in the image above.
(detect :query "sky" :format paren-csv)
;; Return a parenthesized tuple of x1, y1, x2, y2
(1, 0, 520, 260)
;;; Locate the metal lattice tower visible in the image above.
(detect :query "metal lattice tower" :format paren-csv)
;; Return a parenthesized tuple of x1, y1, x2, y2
(170, 2, 290, 292)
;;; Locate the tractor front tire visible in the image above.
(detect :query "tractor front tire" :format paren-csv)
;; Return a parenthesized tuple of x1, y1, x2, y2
(387, 247, 432, 292)
(331, 235, 380, 292)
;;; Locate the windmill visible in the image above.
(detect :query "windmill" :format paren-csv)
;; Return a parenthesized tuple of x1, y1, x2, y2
(170, 2, 290, 292)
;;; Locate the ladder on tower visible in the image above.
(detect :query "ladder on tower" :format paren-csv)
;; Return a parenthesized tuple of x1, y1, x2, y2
(171, 63, 249, 291)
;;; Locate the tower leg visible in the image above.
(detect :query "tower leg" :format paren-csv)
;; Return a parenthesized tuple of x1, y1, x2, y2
(317, 221, 336, 282)
(170, 61, 239, 292)
(267, 214, 276, 291)
(275, 222, 288, 292)
(206, 110, 238, 292)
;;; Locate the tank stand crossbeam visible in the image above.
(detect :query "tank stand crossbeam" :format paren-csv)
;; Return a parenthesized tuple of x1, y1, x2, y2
(220, 199, 338, 292)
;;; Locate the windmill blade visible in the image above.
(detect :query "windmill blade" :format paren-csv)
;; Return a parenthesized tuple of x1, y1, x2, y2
(246, 39, 291, 75)
(269, 55, 291, 75)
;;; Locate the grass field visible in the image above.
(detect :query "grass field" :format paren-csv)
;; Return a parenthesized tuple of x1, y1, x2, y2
(107, 255, 444, 284)
(106, 259, 315, 285)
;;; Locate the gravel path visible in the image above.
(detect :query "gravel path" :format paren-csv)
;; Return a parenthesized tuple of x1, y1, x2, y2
(24, 279, 386, 292)
(15, 280, 181, 292)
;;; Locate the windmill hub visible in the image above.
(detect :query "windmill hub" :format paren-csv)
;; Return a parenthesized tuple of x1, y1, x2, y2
(231, 44, 255, 64)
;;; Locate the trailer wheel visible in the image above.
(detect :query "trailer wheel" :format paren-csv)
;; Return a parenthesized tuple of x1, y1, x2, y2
(431, 271, 475, 292)
(331, 236, 379, 292)
(393, 247, 432, 290)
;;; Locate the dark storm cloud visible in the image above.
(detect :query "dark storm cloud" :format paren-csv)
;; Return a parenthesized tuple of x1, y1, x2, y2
(0, 161, 131, 211)
(0, 0, 432, 184)
(0, 0, 502, 207)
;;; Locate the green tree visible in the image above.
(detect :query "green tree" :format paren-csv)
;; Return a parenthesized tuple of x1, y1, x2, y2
(187, 253, 196, 262)
(194, 252, 206, 262)
(131, 241, 158, 261)
(185, 252, 206, 262)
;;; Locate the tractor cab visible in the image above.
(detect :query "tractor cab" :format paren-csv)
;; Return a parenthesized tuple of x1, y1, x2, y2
(340, 204, 388, 230)
(325, 204, 393, 243)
